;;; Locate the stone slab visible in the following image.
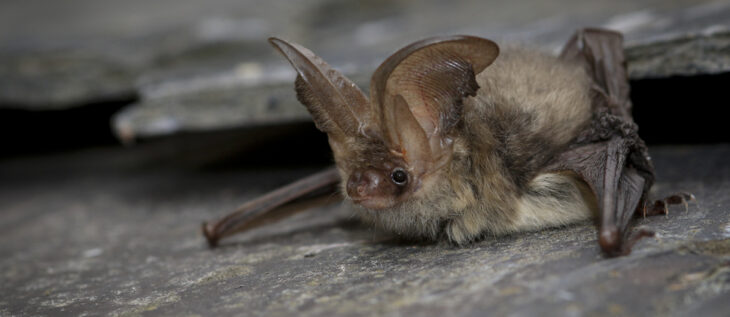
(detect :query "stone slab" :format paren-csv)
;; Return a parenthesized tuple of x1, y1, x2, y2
(2, 0, 728, 133)
(0, 143, 728, 316)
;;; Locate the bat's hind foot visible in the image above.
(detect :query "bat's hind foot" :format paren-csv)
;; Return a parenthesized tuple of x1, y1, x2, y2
(601, 227, 656, 257)
(642, 192, 696, 218)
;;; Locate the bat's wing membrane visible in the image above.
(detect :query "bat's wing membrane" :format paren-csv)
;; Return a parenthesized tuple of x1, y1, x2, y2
(547, 28, 655, 256)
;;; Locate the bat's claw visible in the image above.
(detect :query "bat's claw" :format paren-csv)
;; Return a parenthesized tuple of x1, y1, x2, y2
(621, 229, 655, 256)
(666, 192, 695, 212)
(643, 192, 696, 218)
(600, 227, 655, 257)
(202, 222, 220, 248)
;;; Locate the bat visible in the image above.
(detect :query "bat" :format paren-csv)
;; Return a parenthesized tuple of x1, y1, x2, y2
(202, 28, 693, 256)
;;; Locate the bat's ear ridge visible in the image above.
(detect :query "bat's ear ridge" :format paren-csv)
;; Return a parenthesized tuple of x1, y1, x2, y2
(268, 37, 372, 141)
(371, 35, 498, 168)
(370, 36, 499, 139)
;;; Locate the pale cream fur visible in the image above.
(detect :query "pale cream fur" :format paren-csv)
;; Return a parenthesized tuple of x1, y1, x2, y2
(511, 173, 598, 232)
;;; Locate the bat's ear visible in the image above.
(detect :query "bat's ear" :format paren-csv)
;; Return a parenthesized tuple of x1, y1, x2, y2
(269, 38, 373, 143)
(371, 36, 499, 167)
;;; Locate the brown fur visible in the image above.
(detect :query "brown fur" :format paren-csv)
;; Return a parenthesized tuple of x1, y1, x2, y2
(351, 47, 596, 243)
(273, 36, 597, 244)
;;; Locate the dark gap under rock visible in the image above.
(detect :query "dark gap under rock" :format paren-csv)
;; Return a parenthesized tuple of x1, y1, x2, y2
(128, 122, 332, 171)
(1, 71, 726, 161)
(0, 95, 137, 157)
(631, 72, 730, 144)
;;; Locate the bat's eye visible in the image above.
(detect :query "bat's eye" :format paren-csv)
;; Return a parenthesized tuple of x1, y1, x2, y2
(390, 168, 408, 186)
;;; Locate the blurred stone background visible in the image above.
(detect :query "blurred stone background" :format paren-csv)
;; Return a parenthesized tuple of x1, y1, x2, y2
(0, 0, 729, 316)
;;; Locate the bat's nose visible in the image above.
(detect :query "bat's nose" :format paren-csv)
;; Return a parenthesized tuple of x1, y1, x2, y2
(346, 170, 383, 199)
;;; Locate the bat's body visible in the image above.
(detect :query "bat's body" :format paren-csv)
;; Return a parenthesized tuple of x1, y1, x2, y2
(354, 48, 596, 243)
(203, 29, 692, 256)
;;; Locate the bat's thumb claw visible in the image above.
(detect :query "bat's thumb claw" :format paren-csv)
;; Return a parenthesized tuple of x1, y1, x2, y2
(202, 222, 219, 248)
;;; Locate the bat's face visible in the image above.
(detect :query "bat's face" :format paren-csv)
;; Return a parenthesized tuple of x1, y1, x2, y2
(333, 135, 434, 210)
(344, 156, 412, 209)
(270, 35, 499, 211)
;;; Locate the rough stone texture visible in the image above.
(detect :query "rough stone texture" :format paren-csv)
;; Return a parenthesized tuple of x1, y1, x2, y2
(0, 0, 313, 109)
(2, 0, 729, 136)
(113, 82, 308, 142)
(0, 49, 140, 109)
(626, 29, 730, 79)
(109, 0, 730, 141)
(112, 72, 370, 143)
(1, 143, 729, 316)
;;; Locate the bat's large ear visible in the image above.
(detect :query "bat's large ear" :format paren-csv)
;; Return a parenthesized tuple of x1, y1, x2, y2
(269, 38, 373, 143)
(371, 36, 499, 169)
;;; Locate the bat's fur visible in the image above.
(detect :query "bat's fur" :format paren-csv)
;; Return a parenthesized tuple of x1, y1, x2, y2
(353, 47, 598, 243)
(206, 30, 659, 255)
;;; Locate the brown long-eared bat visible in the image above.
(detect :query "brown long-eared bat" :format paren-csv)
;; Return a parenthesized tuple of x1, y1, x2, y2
(202, 28, 693, 256)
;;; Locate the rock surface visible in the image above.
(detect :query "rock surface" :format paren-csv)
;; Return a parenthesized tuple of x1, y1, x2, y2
(1, 0, 729, 140)
(1, 143, 728, 316)
(2, 1, 729, 315)
(0, 48, 140, 109)
(626, 29, 730, 79)
(110, 0, 730, 141)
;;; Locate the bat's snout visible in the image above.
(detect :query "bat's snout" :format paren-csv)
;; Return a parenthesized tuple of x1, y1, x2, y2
(347, 170, 383, 199)
(346, 169, 397, 209)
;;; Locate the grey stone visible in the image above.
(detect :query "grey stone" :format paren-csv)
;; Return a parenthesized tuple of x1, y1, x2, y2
(113, 81, 310, 143)
(0, 142, 729, 316)
(0, 0, 316, 110)
(0, 49, 140, 109)
(2, 0, 728, 113)
(627, 29, 730, 79)
(107, 0, 730, 141)
(112, 70, 371, 142)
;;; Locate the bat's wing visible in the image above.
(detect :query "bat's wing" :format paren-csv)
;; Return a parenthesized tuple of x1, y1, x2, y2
(203, 37, 367, 248)
(202, 167, 341, 247)
(547, 28, 656, 256)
